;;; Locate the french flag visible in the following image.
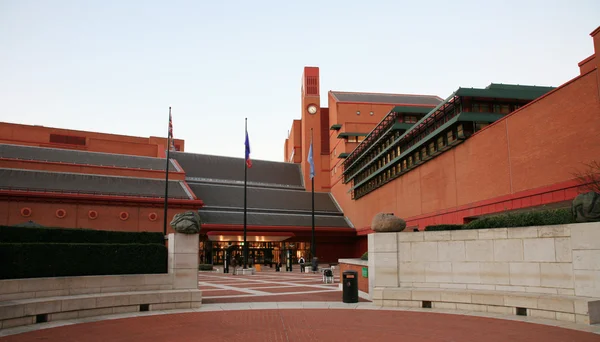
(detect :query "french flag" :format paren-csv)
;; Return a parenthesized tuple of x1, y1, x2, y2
(245, 130, 252, 168)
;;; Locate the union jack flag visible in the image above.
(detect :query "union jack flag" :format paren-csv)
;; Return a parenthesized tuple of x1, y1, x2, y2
(168, 111, 176, 151)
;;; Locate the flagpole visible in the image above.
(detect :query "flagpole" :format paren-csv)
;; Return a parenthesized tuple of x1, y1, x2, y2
(243, 118, 248, 269)
(162, 106, 172, 236)
(310, 128, 315, 261)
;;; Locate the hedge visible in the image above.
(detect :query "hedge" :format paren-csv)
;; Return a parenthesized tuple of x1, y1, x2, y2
(361, 252, 368, 261)
(463, 208, 575, 230)
(0, 226, 164, 244)
(0, 243, 167, 279)
(425, 224, 464, 231)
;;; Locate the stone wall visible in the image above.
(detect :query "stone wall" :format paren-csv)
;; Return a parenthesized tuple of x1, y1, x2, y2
(368, 223, 600, 298)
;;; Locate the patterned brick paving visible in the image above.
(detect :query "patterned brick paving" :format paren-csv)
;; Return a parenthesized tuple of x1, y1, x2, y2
(3, 309, 599, 341)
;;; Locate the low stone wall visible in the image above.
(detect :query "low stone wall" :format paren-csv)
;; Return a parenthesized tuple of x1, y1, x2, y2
(338, 259, 369, 294)
(368, 222, 600, 323)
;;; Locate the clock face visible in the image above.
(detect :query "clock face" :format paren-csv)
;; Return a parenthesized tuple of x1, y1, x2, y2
(307, 105, 318, 114)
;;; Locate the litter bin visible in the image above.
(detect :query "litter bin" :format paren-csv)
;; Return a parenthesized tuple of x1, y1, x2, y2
(342, 270, 359, 303)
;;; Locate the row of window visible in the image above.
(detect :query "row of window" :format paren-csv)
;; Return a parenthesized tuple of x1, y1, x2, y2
(352, 124, 464, 199)
(352, 120, 493, 199)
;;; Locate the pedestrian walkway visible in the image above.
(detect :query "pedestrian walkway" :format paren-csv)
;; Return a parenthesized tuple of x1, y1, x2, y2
(198, 266, 362, 304)
(2, 303, 600, 341)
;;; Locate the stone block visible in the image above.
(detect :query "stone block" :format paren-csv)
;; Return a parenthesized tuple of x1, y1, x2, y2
(78, 307, 113, 318)
(556, 312, 576, 322)
(573, 250, 600, 270)
(433, 302, 457, 309)
(529, 309, 556, 319)
(0, 304, 24, 320)
(173, 269, 199, 289)
(370, 233, 398, 252)
(507, 227, 538, 239)
(465, 240, 494, 262)
(438, 241, 465, 261)
(538, 225, 571, 238)
(540, 263, 574, 288)
(398, 242, 411, 262)
(440, 291, 472, 303)
(571, 223, 600, 250)
(382, 300, 398, 307)
(20, 277, 67, 293)
(523, 238, 556, 262)
(452, 262, 480, 284)
(440, 283, 467, 289)
(397, 300, 420, 308)
(95, 295, 130, 308)
(494, 240, 523, 262)
(412, 282, 440, 288)
(411, 242, 438, 261)
(22, 300, 62, 316)
(495, 285, 527, 292)
(397, 231, 424, 242)
(176, 302, 192, 309)
(487, 305, 514, 314)
(372, 252, 399, 287)
(425, 262, 452, 283)
(191, 302, 202, 308)
(170, 253, 198, 269)
(382, 288, 411, 300)
(504, 294, 539, 308)
(129, 293, 162, 305)
(191, 290, 203, 302)
(112, 305, 139, 314)
(574, 300, 591, 315)
(479, 228, 508, 240)
(574, 270, 600, 297)
(399, 262, 425, 283)
(61, 297, 97, 312)
(411, 290, 441, 301)
(34, 289, 69, 298)
(161, 291, 192, 303)
(0, 279, 21, 295)
(537, 297, 574, 313)
(424, 231, 451, 241)
(144, 274, 173, 286)
(151, 303, 178, 310)
(371, 288, 383, 300)
(49, 311, 79, 321)
(456, 303, 487, 312)
(557, 289, 576, 296)
(576, 314, 590, 324)
(471, 293, 504, 305)
(467, 284, 496, 290)
(509, 263, 541, 286)
(450, 230, 478, 241)
(168, 233, 199, 254)
(1, 316, 34, 329)
(479, 262, 510, 285)
(524, 287, 558, 295)
(554, 238, 572, 262)
(368, 233, 375, 252)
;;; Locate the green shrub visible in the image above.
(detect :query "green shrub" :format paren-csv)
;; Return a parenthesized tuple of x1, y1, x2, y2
(361, 252, 368, 261)
(0, 226, 164, 244)
(198, 264, 214, 271)
(425, 224, 464, 231)
(0, 243, 167, 279)
(464, 208, 575, 230)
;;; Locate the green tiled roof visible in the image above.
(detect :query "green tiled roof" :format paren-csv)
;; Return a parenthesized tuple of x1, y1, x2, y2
(330, 124, 342, 130)
(337, 132, 368, 138)
(456, 83, 555, 101)
(338, 153, 349, 158)
(392, 123, 414, 130)
(391, 106, 434, 114)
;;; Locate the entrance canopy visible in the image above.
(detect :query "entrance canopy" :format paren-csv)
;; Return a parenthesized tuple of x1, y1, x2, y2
(206, 231, 294, 242)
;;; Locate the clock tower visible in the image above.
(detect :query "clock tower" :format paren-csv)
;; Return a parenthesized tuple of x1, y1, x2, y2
(300, 67, 325, 191)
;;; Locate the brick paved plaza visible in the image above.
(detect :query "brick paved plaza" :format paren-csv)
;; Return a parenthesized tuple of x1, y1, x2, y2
(2, 269, 600, 341)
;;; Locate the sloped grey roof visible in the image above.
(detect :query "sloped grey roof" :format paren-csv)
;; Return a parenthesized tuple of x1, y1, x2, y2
(0, 169, 190, 199)
(199, 210, 350, 228)
(0, 144, 176, 171)
(171, 152, 303, 187)
(330, 91, 442, 106)
(188, 183, 340, 213)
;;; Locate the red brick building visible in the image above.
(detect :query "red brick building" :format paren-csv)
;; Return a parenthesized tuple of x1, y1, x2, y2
(285, 26, 600, 253)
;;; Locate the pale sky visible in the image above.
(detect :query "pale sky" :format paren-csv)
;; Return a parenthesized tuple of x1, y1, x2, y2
(1, 0, 598, 162)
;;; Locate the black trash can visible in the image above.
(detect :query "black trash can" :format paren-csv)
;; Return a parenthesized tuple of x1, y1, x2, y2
(342, 270, 359, 303)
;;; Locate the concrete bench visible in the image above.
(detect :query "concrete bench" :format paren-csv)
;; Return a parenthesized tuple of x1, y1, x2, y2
(0, 273, 202, 330)
(372, 287, 600, 325)
(0, 289, 202, 329)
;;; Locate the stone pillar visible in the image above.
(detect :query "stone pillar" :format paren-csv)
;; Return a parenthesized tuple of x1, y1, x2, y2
(368, 232, 399, 302)
(168, 232, 199, 289)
